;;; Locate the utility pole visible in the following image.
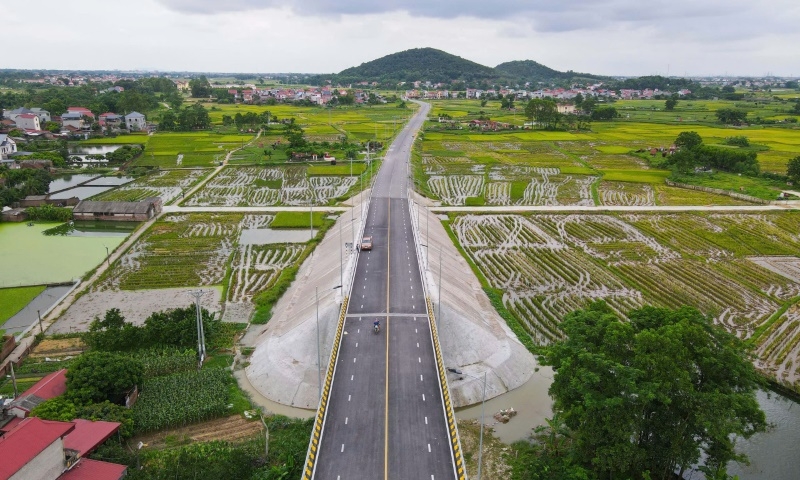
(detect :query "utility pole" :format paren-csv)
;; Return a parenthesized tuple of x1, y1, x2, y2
(37, 310, 43, 334)
(9, 361, 18, 398)
(339, 219, 343, 289)
(188, 290, 206, 366)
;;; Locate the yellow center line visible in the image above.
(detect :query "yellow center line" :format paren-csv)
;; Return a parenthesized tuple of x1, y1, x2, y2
(384, 198, 391, 480)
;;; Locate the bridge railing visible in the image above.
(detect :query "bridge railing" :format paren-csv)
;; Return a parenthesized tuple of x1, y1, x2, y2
(302, 296, 349, 480)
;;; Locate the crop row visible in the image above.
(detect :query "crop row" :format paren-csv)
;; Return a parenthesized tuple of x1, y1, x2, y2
(227, 244, 303, 303)
(133, 368, 230, 432)
(599, 182, 655, 206)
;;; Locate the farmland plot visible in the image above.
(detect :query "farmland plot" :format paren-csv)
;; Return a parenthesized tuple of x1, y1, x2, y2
(599, 181, 656, 206)
(91, 169, 209, 205)
(450, 212, 800, 389)
(185, 166, 356, 206)
(428, 175, 484, 205)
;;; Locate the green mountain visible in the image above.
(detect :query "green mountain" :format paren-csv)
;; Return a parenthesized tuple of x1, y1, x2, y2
(335, 48, 496, 84)
(494, 60, 606, 84)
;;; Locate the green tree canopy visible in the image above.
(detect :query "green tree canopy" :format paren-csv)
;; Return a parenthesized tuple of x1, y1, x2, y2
(66, 351, 144, 405)
(665, 97, 678, 111)
(715, 108, 748, 125)
(30, 397, 77, 422)
(675, 131, 703, 150)
(189, 75, 212, 98)
(525, 98, 560, 129)
(787, 156, 800, 184)
(541, 302, 765, 480)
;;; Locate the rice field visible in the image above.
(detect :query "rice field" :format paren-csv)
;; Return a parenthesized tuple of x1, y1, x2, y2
(421, 99, 800, 206)
(449, 212, 800, 391)
(184, 166, 358, 206)
(90, 169, 211, 205)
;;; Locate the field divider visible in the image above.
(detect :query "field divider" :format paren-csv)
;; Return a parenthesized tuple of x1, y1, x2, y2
(302, 296, 348, 480)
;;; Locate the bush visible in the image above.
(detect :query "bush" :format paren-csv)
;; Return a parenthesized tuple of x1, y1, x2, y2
(66, 351, 144, 405)
(723, 135, 750, 147)
(26, 204, 72, 222)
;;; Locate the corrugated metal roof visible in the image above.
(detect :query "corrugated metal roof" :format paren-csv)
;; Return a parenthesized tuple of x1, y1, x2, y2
(63, 419, 121, 457)
(73, 198, 159, 215)
(0, 417, 74, 478)
(58, 458, 126, 480)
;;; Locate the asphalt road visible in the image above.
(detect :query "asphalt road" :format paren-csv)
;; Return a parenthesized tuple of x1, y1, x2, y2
(314, 103, 457, 479)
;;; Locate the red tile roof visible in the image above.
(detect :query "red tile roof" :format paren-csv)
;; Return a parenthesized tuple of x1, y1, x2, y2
(58, 458, 126, 480)
(63, 419, 121, 457)
(0, 417, 74, 479)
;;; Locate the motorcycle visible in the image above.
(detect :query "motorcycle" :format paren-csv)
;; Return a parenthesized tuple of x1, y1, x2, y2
(373, 323, 380, 334)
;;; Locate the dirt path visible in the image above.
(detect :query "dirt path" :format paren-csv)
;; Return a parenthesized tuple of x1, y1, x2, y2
(132, 415, 263, 449)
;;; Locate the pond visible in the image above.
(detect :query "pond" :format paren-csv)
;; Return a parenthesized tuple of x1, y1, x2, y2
(67, 144, 122, 163)
(49, 174, 100, 192)
(49, 186, 115, 200)
(0, 221, 128, 287)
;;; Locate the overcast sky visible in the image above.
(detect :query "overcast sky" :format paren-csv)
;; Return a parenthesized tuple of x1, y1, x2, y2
(5, 0, 799, 77)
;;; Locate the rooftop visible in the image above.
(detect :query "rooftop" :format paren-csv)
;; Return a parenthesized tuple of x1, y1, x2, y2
(0, 417, 74, 479)
(11, 369, 67, 413)
(63, 419, 121, 457)
(73, 198, 160, 215)
(58, 458, 126, 480)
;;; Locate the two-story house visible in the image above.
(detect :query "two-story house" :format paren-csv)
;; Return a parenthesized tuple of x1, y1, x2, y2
(124, 112, 146, 131)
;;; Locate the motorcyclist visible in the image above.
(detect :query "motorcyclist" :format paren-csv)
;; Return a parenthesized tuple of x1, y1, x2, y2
(373, 320, 380, 333)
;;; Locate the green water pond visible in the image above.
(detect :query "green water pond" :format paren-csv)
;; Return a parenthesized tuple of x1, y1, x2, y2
(0, 221, 129, 287)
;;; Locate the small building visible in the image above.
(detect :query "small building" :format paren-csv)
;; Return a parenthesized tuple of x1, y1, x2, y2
(66, 107, 94, 120)
(19, 196, 80, 208)
(73, 197, 162, 222)
(0, 417, 74, 480)
(1, 207, 29, 222)
(7, 369, 68, 418)
(15, 113, 41, 131)
(98, 113, 123, 130)
(30, 108, 52, 123)
(124, 111, 146, 131)
(60, 112, 85, 130)
(0, 417, 127, 480)
(0, 134, 17, 158)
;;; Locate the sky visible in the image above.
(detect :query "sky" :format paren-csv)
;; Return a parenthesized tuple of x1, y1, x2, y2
(5, 0, 800, 77)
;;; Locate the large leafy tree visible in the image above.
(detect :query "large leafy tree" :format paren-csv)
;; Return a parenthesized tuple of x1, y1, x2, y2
(525, 98, 560, 129)
(787, 156, 800, 184)
(66, 351, 143, 405)
(542, 302, 765, 480)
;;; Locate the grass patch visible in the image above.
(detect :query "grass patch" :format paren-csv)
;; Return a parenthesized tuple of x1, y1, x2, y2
(596, 145, 633, 154)
(465, 196, 486, 206)
(307, 163, 366, 176)
(510, 181, 528, 201)
(270, 211, 325, 228)
(253, 178, 282, 189)
(602, 169, 670, 184)
(0, 285, 46, 326)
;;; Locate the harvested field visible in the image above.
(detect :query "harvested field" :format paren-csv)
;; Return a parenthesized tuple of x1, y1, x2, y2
(133, 414, 262, 449)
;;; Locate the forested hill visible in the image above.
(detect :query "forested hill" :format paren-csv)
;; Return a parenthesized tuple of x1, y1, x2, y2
(494, 60, 607, 84)
(334, 48, 497, 84)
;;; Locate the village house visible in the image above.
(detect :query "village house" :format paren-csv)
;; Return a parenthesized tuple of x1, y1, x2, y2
(66, 107, 94, 120)
(72, 197, 162, 222)
(14, 113, 41, 131)
(60, 112, 85, 130)
(124, 111, 146, 131)
(174, 80, 190, 91)
(0, 416, 127, 480)
(6, 369, 67, 418)
(98, 113, 123, 130)
(0, 134, 17, 158)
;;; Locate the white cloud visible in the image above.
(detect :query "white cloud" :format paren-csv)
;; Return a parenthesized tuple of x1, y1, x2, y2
(3, 0, 799, 76)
